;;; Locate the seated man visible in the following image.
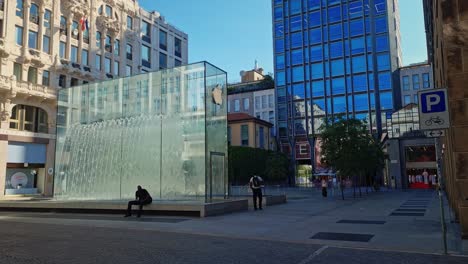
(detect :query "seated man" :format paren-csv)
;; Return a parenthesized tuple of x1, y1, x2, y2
(125, 185, 152, 218)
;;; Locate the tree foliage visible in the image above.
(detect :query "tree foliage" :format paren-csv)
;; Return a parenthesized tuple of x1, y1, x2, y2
(319, 116, 385, 195)
(228, 146, 289, 185)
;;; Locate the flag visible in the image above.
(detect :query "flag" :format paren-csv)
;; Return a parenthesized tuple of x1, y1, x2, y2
(80, 17, 86, 31)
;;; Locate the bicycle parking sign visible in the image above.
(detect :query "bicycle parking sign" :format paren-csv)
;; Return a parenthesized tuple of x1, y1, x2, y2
(419, 89, 450, 130)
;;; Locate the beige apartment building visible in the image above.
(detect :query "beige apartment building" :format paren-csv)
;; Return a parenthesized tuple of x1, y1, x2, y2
(228, 113, 273, 151)
(0, 0, 188, 198)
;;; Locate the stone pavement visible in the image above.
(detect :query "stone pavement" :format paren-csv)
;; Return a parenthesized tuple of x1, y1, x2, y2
(0, 188, 466, 263)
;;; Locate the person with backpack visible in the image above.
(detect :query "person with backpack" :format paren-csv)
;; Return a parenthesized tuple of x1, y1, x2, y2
(249, 174, 264, 210)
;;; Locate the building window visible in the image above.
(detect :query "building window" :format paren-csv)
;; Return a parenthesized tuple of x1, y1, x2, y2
(13, 63, 22, 81)
(72, 21, 79, 40)
(126, 65, 132, 76)
(71, 46, 78, 63)
(59, 41, 66, 58)
(70, 78, 79, 87)
(82, 49, 88, 65)
(30, 4, 39, 24)
(262, 95, 267, 109)
(28, 31, 38, 49)
(175, 59, 182, 67)
(414, 94, 419, 104)
(127, 16, 133, 30)
(259, 126, 265, 149)
(299, 144, 308, 155)
(234, 99, 240, 112)
(95, 55, 101, 70)
(42, 35, 50, 54)
(142, 21, 151, 42)
(58, 75, 66, 88)
(241, 125, 249, 146)
(159, 30, 167, 50)
(269, 111, 274, 124)
(105, 35, 112, 52)
(105, 5, 112, 18)
(16, 0, 24, 18)
(159, 52, 167, 69)
(44, 9, 52, 29)
(126, 44, 132, 60)
(142, 45, 151, 66)
(268, 94, 274, 108)
(402, 75, 410, 90)
(9, 105, 48, 133)
(105, 58, 111, 74)
(27, 67, 37, 84)
(15, 26, 23, 45)
(96, 31, 101, 48)
(42, 70, 50, 86)
(404, 95, 411, 105)
(83, 28, 89, 44)
(114, 61, 119, 76)
(114, 39, 120, 56)
(423, 73, 430, 88)
(243, 98, 249, 110)
(412, 74, 420, 90)
(175, 37, 182, 57)
(255, 96, 260, 109)
(228, 126, 231, 146)
(60, 16, 67, 36)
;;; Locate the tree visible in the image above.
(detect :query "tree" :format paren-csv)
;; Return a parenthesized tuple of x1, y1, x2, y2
(319, 116, 385, 200)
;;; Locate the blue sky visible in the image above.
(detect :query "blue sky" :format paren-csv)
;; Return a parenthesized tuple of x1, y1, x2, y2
(140, 0, 428, 83)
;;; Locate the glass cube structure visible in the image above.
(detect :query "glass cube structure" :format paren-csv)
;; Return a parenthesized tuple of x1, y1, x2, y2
(54, 62, 228, 201)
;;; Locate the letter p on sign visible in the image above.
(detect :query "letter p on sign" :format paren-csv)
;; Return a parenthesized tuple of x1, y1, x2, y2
(421, 91, 446, 113)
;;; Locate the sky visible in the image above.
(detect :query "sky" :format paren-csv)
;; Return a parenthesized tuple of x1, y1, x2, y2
(140, 0, 428, 83)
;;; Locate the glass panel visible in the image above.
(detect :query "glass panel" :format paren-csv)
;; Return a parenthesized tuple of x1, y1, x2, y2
(28, 31, 38, 49)
(54, 62, 226, 201)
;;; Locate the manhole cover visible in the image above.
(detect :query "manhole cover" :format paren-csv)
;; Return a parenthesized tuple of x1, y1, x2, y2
(394, 209, 426, 212)
(310, 232, 374, 242)
(337, 220, 386, 225)
(390, 212, 425, 216)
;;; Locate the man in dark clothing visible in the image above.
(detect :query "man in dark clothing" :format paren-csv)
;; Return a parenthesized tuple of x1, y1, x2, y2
(125, 186, 152, 217)
(249, 175, 264, 210)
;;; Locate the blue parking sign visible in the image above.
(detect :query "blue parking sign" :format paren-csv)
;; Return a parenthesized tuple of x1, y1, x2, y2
(421, 91, 446, 113)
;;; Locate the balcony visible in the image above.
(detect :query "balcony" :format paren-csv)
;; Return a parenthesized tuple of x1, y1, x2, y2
(16, 81, 56, 99)
(29, 49, 46, 67)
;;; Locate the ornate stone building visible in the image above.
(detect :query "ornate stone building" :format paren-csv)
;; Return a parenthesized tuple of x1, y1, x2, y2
(0, 0, 188, 198)
(423, 0, 468, 238)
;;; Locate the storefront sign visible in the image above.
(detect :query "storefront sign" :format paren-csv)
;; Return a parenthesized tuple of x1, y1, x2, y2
(10, 172, 28, 188)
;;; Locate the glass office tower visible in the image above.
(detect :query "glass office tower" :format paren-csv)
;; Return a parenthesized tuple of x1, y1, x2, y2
(272, 0, 402, 182)
(54, 62, 228, 201)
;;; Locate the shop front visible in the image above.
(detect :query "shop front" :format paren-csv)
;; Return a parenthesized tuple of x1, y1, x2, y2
(404, 145, 438, 189)
(5, 142, 47, 195)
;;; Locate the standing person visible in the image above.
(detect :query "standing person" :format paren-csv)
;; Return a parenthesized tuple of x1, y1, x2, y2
(124, 185, 152, 218)
(249, 174, 264, 210)
(321, 178, 328, 197)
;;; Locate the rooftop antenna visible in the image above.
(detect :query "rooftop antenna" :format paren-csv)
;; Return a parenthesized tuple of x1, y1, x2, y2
(255, 59, 258, 70)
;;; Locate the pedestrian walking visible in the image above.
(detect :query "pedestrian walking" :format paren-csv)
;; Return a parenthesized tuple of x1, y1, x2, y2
(321, 178, 328, 198)
(249, 174, 264, 210)
(124, 185, 152, 218)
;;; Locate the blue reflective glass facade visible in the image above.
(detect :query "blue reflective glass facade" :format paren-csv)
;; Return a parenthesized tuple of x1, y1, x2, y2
(272, 0, 402, 178)
(273, 0, 401, 141)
